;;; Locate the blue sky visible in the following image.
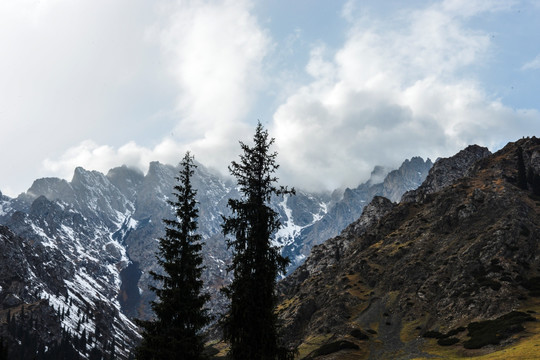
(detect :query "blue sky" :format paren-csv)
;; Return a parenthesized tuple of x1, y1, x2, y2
(1, 0, 540, 196)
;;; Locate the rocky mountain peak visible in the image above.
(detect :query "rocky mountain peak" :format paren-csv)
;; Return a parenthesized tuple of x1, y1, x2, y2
(71, 166, 103, 186)
(402, 144, 491, 203)
(279, 195, 396, 297)
(382, 156, 433, 202)
(107, 165, 144, 200)
(282, 157, 432, 271)
(367, 166, 389, 185)
(340, 196, 395, 239)
(146, 161, 174, 179)
(26, 177, 74, 204)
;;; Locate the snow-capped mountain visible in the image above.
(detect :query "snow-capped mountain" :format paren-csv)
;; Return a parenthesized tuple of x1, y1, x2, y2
(0, 156, 431, 358)
(280, 156, 433, 267)
(0, 186, 139, 358)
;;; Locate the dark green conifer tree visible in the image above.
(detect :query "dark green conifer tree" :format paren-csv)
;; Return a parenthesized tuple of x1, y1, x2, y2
(221, 122, 295, 360)
(136, 152, 210, 360)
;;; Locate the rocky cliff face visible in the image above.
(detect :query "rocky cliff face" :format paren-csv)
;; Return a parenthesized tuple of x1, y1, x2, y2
(0, 206, 139, 359)
(401, 145, 491, 203)
(277, 138, 540, 359)
(282, 157, 432, 270)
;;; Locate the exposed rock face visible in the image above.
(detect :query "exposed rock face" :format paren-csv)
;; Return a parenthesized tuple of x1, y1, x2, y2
(401, 145, 491, 203)
(106, 165, 145, 201)
(279, 196, 395, 296)
(340, 196, 396, 240)
(277, 138, 540, 358)
(0, 161, 331, 323)
(283, 157, 432, 269)
(0, 221, 138, 359)
(382, 157, 433, 202)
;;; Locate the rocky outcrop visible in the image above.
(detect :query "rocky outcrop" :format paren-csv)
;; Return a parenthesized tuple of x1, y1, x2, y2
(283, 157, 432, 269)
(401, 145, 491, 203)
(340, 196, 396, 240)
(382, 157, 433, 202)
(279, 196, 395, 297)
(0, 223, 138, 359)
(107, 165, 145, 201)
(0, 191, 140, 359)
(277, 138, 540, 358)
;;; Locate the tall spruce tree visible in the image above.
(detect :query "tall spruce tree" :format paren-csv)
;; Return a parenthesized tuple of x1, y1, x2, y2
(136, 152, 210, 360)
(221, 122, 295, 360)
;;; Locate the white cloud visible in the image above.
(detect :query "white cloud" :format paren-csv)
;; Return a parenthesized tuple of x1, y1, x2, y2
(38, 0, 272, 188)
(2, 0, 539, 197)
(0, 0, 271, 195)
(272, 0, 540, 192)
(150, 0, 270, 167)
(0, 0, 174, 195)
(441, 0, 517, 17)
(522, 54, 540, 70)
(42, 139, 184, 181)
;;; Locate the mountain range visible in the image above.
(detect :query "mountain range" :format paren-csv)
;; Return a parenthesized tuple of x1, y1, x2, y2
(0, 152, 431, 359)
(4, 137, 539, 359)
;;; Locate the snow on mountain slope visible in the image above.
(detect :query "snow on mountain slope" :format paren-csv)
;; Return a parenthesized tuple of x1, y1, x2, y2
(273, 193, 328, 248)
(0, 195, 139, 359)
(0, 156, 432, 356)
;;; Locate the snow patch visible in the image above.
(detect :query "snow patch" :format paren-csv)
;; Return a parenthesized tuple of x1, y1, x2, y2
(294, 254, 306, 264)
(40, 289, 96, 339)
(273, 196, 329, 249)
(273, 196, 305, 248)
(31, 223, 57, 249)
(0, 200, 12, 216)
(127, 217, 138, 230)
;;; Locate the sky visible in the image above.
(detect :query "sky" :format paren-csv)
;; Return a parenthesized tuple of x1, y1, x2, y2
(1, 0, 540, 196)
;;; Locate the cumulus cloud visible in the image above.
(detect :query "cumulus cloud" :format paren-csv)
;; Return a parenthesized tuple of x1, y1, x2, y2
(39, 0, 271, 188)
(42, 139, 184, 181)
(272, 0, 540, 191)
(0, 0, 173, 195)
(2, 0, 539, 197)
(150, 0, 271, 169)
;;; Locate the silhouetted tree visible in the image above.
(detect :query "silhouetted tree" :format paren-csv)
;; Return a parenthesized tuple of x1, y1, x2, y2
(0, 337, 8, 360)
(221, 122, 295, 360)
(136, 152, 210, 360)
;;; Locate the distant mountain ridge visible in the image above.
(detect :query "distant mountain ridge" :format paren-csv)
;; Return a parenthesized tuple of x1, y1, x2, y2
(284, 156, 433, 265)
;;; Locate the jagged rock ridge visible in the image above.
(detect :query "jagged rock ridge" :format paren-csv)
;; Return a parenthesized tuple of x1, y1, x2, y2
(281, 157, 432, 268)
(277, 138, 540, 359)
